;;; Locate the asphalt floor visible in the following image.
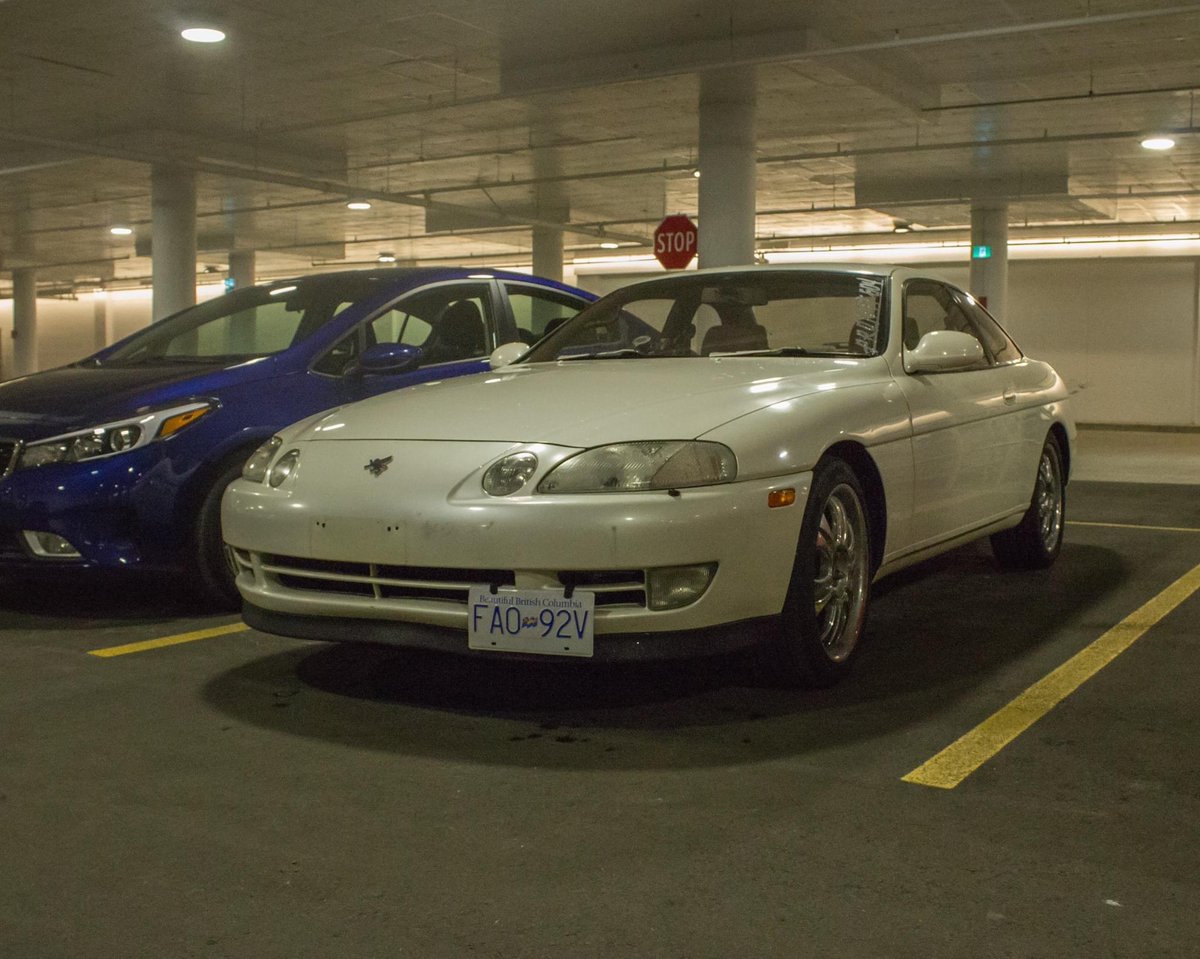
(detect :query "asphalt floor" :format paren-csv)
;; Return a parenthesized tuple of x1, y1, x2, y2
(1, 479, 1198, 958)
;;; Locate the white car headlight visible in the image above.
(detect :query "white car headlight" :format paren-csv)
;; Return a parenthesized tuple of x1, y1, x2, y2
(242, 436, 282, 483)
(537, 441, 736, 493)
(268, 448, 301, 488)
(15, 401, 215, 471)
(482, 452, 539, 496)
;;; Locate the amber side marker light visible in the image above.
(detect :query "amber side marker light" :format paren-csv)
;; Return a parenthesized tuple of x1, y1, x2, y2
(158, 407, 212, 438)
(768, 488, 796, 508)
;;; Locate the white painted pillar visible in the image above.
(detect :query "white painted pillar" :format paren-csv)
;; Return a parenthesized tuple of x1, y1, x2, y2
(228, 250, 256, 289)
(697, 67, 757, 269)
(969, 202, 1009, 322)
(151, 165, 197, 321)
(532, 227, 564, 283)
(92, 292, 110, 353)
(12, 268, 38, 376)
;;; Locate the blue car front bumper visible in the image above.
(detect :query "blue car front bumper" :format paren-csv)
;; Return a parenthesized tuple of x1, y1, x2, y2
(0, 444, 190, 573)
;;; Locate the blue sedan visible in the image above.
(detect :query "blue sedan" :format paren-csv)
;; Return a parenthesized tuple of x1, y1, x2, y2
(0, 268, 593, 605)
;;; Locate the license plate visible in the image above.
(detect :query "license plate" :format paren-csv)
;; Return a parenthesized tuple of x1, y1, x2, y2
(467, 586, 595, 658)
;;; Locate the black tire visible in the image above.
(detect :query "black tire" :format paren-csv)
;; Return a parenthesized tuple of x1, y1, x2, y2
(193, 458, 247, 610)
(766, 456, 872, 688)
(991, 431, 1066, 570)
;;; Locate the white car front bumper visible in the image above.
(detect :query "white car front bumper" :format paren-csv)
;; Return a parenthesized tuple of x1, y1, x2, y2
(222, 440, 812, 659)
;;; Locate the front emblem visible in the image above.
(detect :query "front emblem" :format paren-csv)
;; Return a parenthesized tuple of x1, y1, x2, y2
(364, 455, 394, 477)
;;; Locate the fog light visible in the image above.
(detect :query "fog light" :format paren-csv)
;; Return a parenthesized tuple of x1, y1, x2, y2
(646, 563, 716, 610)
(23, 530, 82, 558)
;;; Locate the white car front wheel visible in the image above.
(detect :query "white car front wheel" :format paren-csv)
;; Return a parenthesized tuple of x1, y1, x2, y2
(769, 456, 871, 688)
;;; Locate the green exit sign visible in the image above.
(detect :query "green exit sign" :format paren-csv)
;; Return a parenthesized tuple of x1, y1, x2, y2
(972, 244, 992, 259)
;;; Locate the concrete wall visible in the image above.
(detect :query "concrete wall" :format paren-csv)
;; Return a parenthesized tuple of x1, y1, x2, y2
(4, 262, 1200, 426)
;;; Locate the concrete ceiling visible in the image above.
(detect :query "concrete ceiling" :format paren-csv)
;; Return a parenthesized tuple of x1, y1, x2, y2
(1, 0, 1198, 290)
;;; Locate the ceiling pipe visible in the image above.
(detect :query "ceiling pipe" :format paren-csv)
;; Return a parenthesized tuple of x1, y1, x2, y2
(0, 130, 644, 245)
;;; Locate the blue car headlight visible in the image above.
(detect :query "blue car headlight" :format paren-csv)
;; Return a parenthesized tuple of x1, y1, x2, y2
(14, 401, 216, 471)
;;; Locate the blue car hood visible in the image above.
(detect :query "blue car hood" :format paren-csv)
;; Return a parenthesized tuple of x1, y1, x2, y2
(0, 360, 275, 440)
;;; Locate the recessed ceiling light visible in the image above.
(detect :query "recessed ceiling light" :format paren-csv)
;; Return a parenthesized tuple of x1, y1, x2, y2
(692, 169, 701, 178)
(346, 200, 372, 210)
(377, 252, 397, 263)
(181, 27, 226, 43)
(600, 241, 620, 249)
(110, 226, 133, 236)
(1140, 136, 1175, 151)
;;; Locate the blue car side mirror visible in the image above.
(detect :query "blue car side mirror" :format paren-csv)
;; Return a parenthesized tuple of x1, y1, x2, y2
(347, 343, 423, 376)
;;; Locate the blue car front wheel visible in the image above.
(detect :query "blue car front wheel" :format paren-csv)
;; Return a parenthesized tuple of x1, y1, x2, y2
(193, 458, 247, 609)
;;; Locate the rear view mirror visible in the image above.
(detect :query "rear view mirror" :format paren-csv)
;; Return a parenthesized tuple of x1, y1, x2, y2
(904, 330, 985, 374)
(346, 343, 423, 376)
(488, 342, 528, 369)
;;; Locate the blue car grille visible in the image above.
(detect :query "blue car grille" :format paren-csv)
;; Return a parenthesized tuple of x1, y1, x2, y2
(0, 530, 27, 560)
(0, 439, 19, 479)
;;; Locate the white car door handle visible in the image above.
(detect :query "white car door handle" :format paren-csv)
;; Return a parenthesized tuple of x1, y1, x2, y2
(1003, 389, 1017, 405)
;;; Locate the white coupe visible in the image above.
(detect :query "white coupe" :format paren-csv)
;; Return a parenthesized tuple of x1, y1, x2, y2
(223, 265, 1074, 686)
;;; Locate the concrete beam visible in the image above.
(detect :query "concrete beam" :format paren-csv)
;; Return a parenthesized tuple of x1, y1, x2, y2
(501, 29, 809, 95)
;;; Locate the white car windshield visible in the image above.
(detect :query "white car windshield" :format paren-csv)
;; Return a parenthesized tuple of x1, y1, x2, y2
(523, 271, 887, 361)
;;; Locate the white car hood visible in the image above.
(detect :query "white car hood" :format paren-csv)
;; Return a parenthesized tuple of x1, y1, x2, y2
(300, 357, 883, 446)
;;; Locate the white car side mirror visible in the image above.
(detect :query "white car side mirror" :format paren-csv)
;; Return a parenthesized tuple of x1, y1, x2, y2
(488, 341, 528, 369)
(905, 329, 985, 374)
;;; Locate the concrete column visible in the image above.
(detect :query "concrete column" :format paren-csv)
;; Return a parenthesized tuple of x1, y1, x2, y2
(697, 67, 757, 268)
(532, 227, 564, 283)
(228, 250, 256, 289)
(12, 268, 37, 376)
(151, 165, 197, 321)
(969, 202, 1009, 322)
(92, 292, 110, 353)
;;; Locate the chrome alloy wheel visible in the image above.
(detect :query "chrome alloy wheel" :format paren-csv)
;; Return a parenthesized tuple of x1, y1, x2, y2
(812, 482, 870, 662)
(1035, 447, 1064, 552)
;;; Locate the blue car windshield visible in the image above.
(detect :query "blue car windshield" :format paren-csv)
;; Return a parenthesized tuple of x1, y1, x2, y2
(96, 275, 391, 366)
(521, 270, 888, 361)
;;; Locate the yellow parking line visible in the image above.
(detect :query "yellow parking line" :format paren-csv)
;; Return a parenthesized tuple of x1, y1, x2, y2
(903, 562, 1200, 790)
(1069, 520, 1200, 534)
(87, 621, 250, 658)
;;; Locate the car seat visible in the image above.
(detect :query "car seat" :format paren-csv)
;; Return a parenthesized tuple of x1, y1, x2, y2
(424, 300, 487, 364)
(700, 304, 769, 355)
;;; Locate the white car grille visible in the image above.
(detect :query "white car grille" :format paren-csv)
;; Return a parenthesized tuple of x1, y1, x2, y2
(234, 550, 648, 609)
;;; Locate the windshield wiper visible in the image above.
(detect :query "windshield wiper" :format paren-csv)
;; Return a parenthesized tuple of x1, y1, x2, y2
(710, 347, 820, 357)
(560, 348, 654, 360)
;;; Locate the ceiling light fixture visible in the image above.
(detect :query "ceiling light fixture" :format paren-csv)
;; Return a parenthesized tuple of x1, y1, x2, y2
(346, 200, 372, 210)
(181, 27, 226, 43)
(1140, 136, 1176, 151)
(692, 168, 701, 178)
(892, 220, 912, 233)
(110, 226, 133, 236)
(599, 241, 620, 249)
(377, 252, 397, 263)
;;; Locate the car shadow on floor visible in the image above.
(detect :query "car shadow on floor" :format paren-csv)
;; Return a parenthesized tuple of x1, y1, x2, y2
(0, 571, 220, 628)
(201, 541, 1130, 770)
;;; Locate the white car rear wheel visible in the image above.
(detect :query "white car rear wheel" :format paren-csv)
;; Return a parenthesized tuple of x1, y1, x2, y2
(991, 432, 1066, 570)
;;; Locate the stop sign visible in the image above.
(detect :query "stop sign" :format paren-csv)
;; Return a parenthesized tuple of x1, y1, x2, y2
(653, 214, 698, 269)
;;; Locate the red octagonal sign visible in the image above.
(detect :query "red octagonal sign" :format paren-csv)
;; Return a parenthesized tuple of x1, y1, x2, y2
(653, 214, 698, 270)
